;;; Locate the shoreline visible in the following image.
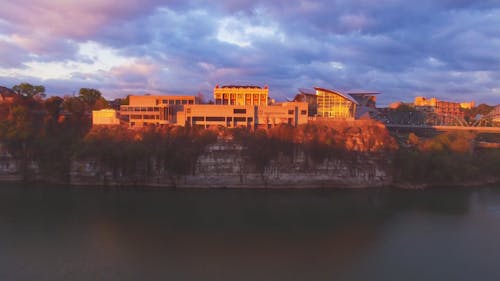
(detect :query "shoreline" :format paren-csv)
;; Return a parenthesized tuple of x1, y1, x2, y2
(1, 176, 498, 190)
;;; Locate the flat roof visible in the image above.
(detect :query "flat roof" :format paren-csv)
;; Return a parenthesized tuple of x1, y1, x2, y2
(219, 85, 264, 89)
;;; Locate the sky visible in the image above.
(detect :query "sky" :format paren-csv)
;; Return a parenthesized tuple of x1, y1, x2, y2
(0, 0, 499, 105)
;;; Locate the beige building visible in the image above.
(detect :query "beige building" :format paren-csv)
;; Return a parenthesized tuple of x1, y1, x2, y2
(120, 89, 307, 128)
(214, 85, 269, 106)
(92, 109, 120, 125)
(120, 95, 196, 127)
(180, 102, 308, 128)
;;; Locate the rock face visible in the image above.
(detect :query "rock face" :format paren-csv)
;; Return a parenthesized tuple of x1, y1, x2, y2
(0, 147, 21, 181)
(1, 140, 392, 188)
(69, 141, 392, 188)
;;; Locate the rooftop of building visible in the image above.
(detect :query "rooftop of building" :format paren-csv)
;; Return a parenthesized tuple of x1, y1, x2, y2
(348, 91, 381, 96)
(314, 87, 359, 104)
(216, 84, 268, 89)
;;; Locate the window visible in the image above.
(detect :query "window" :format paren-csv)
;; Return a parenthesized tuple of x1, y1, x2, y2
(131, 114, 142, 119)
(234, 117, 246, 122)
(301, 110, 307, 115)
(175, 100, 181, 105)
(234, 109, 246, 114)
(182, 100, 187, 104)
(169, 100, 175, 105)
(162, 100, 168, 104)
(186, 108, 191, 114)
(192, 116, 204, 122)
(188, 100, 194, 104)
(206, 117, 225, 122)
(288, 110, 294, 115)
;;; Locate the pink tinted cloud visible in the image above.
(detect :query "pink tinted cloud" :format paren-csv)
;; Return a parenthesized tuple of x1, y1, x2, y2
(0, 0, 160, 39)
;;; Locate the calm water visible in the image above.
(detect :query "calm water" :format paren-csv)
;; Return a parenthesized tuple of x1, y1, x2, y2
(1, 183, 500, 281)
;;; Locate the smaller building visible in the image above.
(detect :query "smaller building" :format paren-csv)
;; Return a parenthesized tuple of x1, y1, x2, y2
(92, 109, 120, 125)
(414, 96, 474, 117)
(492, 105, 500, 123)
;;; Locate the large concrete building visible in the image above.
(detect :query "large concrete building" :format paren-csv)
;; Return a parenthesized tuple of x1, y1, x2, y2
(119, 86, 307, 128)
(120, 95, 196, 127)
(181, 102, 308, 128)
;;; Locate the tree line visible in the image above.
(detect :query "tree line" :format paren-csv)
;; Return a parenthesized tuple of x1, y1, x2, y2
(0, 82, 498, 185)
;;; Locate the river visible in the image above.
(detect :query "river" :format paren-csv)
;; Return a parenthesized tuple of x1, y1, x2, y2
(1, 183, 500, 281)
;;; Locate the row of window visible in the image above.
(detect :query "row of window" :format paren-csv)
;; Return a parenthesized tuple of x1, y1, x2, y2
(160, 99, 194, 105)
(122, 107, 161, 112)
(189, 116, 253, 122)
(128, 114, 160, 120)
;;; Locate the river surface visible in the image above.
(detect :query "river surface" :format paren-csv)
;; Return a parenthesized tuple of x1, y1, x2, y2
(1, 183, 500, 281)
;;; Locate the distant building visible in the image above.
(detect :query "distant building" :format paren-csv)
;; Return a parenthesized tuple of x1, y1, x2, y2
(492, 105, 500, 123)
(92, 109, 120, 126)
(315, 87, 358, 119)
(460, 102, 475, 110)
(214, 85, 269, 106)
(413, 96, 474, 116)
(414, 96, 437, 107)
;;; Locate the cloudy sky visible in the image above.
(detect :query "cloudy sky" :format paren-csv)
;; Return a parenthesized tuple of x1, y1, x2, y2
(0, 0, 499, 105)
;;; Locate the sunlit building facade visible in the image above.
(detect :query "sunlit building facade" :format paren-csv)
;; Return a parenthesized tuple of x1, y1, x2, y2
(92, 109, 120, 125)
(120, 95, 196, 127)
(315, 87, 358, 119)
(181, 102, 308, 128)
(214, 85, 269, 106)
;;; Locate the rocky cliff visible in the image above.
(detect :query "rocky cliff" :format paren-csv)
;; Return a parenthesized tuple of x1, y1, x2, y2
(68, 140, 391, 188)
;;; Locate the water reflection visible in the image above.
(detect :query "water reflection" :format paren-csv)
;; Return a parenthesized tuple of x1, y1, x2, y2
(0, 184, 499, 281)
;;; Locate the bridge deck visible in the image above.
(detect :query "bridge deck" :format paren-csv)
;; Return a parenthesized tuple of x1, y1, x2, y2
(386, 124, 500, 133)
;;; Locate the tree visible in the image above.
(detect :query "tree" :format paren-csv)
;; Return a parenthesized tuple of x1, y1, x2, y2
(44, 96, 64, 121)
(78, 88, 102, 110)
(93, 96, 110, 110)
(63, 96, 86, 119)
(12, 83, 46, 98)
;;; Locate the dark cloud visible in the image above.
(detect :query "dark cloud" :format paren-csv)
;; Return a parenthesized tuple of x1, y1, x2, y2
(0, 0, 499, 105)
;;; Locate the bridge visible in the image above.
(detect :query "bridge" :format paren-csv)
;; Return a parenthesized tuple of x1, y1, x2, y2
(380, 105, 500, 130)
(386, 124, 500, 133)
